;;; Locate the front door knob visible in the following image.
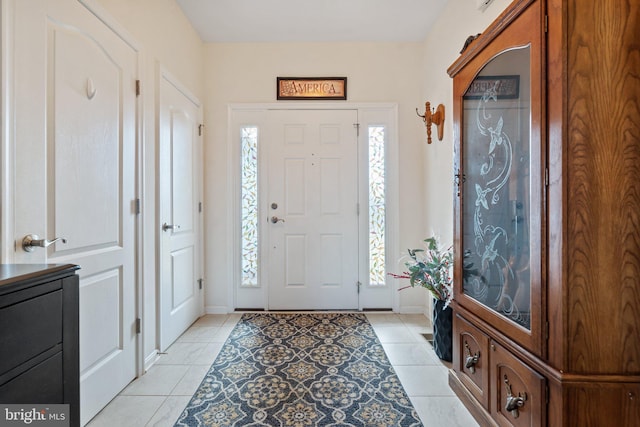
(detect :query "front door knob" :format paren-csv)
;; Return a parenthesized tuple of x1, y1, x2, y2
(270, 216, 285, 224)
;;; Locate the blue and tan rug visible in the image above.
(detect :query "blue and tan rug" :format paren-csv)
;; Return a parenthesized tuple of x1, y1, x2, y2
(174, 312, 423, 426)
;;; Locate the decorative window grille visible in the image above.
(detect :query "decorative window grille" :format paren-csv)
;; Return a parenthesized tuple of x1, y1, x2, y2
(241, 127, 259, 287)
(368, 126, 386, 286)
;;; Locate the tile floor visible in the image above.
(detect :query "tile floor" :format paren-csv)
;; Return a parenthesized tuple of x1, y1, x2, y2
(87, 313, 479, 427)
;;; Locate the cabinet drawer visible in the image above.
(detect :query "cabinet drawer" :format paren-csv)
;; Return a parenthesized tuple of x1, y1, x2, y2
(0, 289, 63, 374)
(491, 340, 545, 427)
(453, 314, 490, 409)
(0, 351, 63, 403)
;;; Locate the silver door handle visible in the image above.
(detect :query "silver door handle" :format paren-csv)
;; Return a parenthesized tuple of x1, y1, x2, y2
(22, 234, 67, 252)
(270, 216, 285, 224)
(162, 223, 181, 232)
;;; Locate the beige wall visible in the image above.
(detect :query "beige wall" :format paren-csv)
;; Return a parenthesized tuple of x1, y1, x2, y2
(91, 0, 205, 367)
(202, 42, 430, 312)
(84, 0, 515, 347)
(94, 0, 204, 96)
(77, 0, 513, 353)
(203, 0, 514, 313)
(416, 0, 511, 314)
(421, 0, 513, 246)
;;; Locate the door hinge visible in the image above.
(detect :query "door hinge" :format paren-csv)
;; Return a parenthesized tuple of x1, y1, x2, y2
(198, 201, 202, 213)
(353, 123, 360, 137)
(135, 318, 141, 334)
(357, 281, 362, 294)
(198, 278, 203, 290)
(135, 198, 141, 215)
(356, 202, 360, 216)
(198, 124, 204, 136)
(135, 80, 141, 97)
(544, 15, 548, 33)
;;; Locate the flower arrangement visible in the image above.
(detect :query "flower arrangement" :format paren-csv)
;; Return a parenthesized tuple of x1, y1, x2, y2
(390, 236, 453, 308)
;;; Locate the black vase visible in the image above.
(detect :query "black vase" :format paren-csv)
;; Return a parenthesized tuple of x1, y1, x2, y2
(432, 298, 453, 362)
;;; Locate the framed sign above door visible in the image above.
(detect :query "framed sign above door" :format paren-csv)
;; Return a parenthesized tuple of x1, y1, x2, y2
(277, 77, 347, 100)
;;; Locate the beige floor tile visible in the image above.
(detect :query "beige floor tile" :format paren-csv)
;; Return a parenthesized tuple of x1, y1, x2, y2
(394, 365, 455, 397)
(177, 326, 221, 343)
(211, 325, 235, 342)
(410, 396, 480, 427)
(155, 342, 210, 365)
(192, 314, 229, 327)
(370, 325, 421, 343)
(365, 312, 404, 326)
(120, 365, 190, 396)
(145, 396, 192, 427)
(400, 313, 432, 328)
(86, 396, 166, 427)
(223, 313, 243, 325)
(189, 342, 224, 365)
(381, 342, 440, 366)
(170, 365, 211, 396)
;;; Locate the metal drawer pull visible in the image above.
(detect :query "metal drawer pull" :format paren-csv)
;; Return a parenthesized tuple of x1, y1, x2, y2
(504, 374, 527, 418)
(464, 341, 480, 374)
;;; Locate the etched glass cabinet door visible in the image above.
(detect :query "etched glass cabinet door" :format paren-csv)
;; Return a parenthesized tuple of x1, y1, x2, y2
(451, 3, 545, 355)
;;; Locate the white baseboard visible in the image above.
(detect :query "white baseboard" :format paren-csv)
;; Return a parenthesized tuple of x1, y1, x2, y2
(205, 305, 230, 314)
(144, 350, 159, 372)
(398, 305, 427, 314)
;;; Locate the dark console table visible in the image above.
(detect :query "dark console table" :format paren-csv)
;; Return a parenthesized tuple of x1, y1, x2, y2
(0, 264, 80, 427)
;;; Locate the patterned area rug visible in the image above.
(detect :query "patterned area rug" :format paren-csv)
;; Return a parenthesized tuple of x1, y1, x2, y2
(175, 312, 423, 426)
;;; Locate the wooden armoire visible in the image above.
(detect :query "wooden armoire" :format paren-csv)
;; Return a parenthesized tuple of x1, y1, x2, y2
(447, 0, 640, 425)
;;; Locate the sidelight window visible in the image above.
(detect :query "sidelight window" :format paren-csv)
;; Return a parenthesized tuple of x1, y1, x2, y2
(368, 126, 386, 286)
(240, 126, 259, 287)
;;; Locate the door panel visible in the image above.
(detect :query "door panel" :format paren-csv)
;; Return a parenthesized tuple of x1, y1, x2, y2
(12, 1, 138, 424)
(158, 72, 203, 351)
(267, 110, 359, 310)
(52, 29, 121, 252)
(79, 270, 122, 370)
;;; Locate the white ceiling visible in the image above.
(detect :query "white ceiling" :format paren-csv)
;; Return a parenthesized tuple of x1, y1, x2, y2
(176, 0, 450, 43)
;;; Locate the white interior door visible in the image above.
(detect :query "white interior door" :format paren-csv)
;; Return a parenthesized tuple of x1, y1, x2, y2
(11, 1, 138, 424)
(266, 109, 359, 310)
(158, 71, 203, 351)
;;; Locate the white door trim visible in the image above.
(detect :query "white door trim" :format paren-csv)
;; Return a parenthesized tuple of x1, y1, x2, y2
(1, 0, 16, 264)
(156, 64, 204, 350)
(228, 102, 400, 312)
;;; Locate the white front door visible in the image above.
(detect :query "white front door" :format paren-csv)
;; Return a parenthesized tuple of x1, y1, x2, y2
(266, 110, 359, 310)
(11, 1, 138, 424)
(158, 70, 203, 351)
